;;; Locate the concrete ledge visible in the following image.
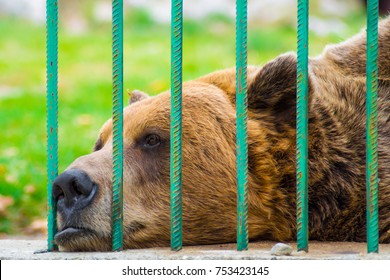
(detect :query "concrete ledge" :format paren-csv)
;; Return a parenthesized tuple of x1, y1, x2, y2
(1, 239, 390, 260)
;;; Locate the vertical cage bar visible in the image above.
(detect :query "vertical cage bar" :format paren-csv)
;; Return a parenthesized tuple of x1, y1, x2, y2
(170, 0, 183, 251)
(366, 0, 379, 254)
(112, 0, 124, 251)
(46, 0, 58, 252)
(296, 0, 309, 252)
(236, 0, 248, 251)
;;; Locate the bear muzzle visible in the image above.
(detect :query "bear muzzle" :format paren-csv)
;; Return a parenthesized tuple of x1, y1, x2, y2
(52, 168, 98, 211)
(52, 168, 99, 246)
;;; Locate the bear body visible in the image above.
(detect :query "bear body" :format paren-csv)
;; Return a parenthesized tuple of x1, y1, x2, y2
(52, 18, 390, 251)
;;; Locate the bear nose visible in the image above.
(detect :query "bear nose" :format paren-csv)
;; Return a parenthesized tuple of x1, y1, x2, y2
(52, 169, 97, 210)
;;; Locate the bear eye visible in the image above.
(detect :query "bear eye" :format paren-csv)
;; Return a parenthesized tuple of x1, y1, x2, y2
(143, 134, 161, 148)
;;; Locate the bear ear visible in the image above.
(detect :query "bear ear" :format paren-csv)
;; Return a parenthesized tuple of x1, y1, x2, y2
(128, 89, 149, 104)
(248, 52, 314, 126)
(196, 53, 314, 127)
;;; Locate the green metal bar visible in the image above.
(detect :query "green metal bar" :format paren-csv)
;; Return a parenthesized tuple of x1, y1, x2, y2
(111, 0, 124, 251)
(296, 0, 309, 252)
(46, 0, 58, 252)
(236, 0, 248, 251)
(170, 0, 183, 251)
(366, 0, 379, 254)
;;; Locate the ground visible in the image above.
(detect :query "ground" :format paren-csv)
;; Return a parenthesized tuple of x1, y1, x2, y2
(1, 239, 390, 260)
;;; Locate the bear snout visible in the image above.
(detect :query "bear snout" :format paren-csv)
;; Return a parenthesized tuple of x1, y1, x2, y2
(53, 168, 98, 212)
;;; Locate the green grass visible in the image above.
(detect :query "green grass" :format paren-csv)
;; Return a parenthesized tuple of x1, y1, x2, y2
(0, 9, 366, 234)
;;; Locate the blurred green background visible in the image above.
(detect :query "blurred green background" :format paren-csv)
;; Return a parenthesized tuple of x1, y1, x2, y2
(0, 0, 372, 236)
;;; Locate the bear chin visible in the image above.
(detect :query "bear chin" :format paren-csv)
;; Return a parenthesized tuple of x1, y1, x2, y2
(55, 228, 111, 252)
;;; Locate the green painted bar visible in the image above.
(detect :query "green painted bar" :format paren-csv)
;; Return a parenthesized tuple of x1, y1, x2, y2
(296, 0, 309, 252)
(235, 0, 249, 251)
(170, 0, 183, 251)
(366, 0, 379, 254)
(111, 0, 124, 251)
(46, 0, 58, 252)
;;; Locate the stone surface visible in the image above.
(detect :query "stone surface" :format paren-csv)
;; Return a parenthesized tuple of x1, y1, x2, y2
(270, 243, 293, 256)
(1, 239, 390, 260)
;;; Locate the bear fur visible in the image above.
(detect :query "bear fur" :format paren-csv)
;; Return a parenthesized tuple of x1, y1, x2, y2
(53, 18, 390, 251)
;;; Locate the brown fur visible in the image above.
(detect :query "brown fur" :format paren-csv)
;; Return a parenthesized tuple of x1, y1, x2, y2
(54, 18, 390, 251)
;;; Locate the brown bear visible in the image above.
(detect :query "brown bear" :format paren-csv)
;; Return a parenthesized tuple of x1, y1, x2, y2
(52, 17, 390, 251)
